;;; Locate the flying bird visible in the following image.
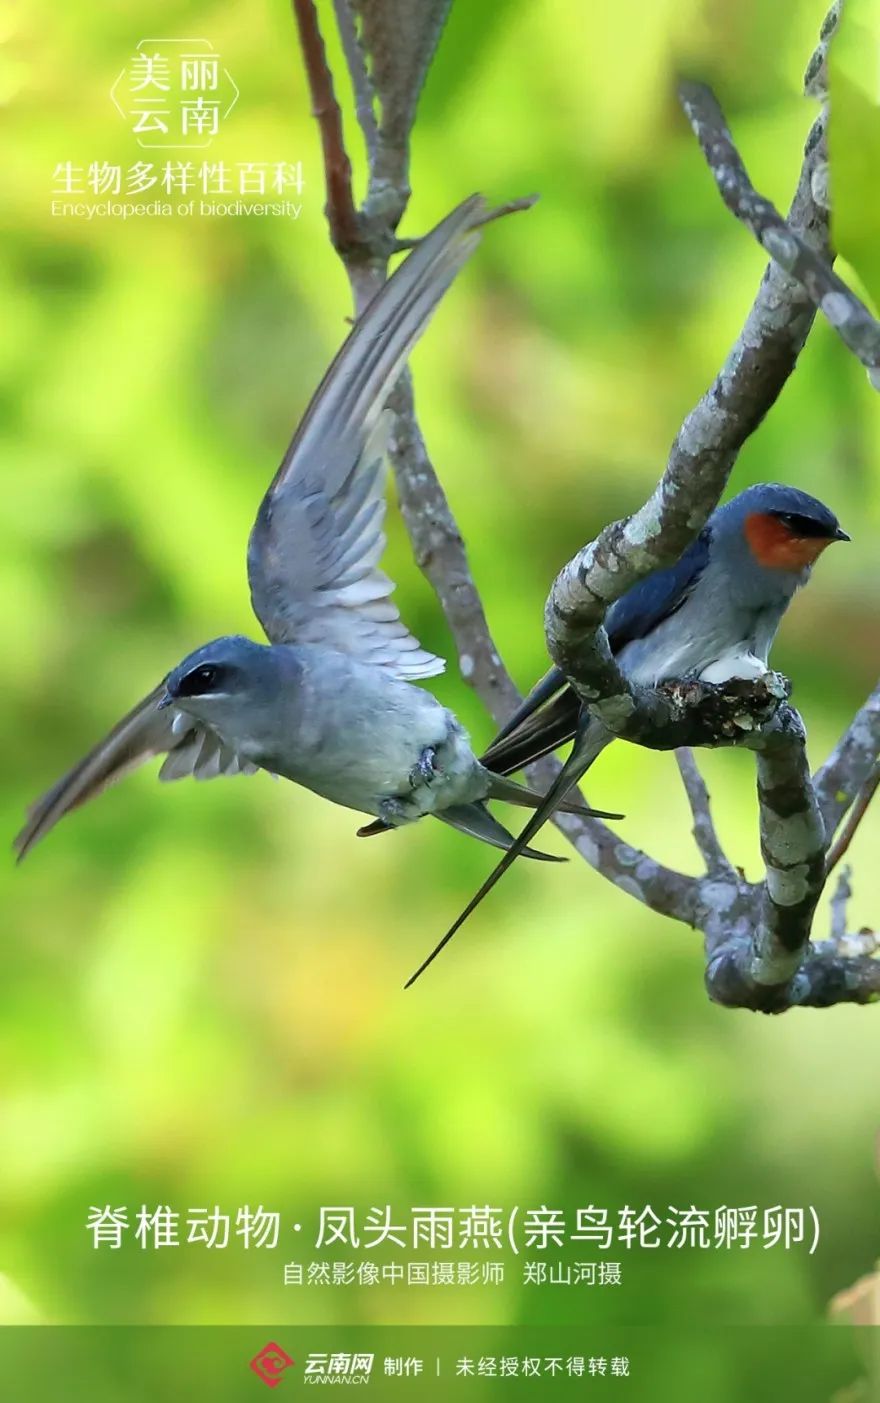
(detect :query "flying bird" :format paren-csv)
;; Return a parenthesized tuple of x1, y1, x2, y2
(405, 482, 850, 985)
(15, 195, 619, 867)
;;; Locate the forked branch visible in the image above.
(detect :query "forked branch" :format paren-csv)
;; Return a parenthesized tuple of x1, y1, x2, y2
(291, 0, 879, 1010)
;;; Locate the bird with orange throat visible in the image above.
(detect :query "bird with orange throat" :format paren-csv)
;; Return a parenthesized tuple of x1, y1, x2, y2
(408, 482, 850, 985)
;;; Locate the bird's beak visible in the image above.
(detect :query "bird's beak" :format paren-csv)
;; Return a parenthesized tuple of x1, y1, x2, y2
(833, 526, 851, 542)
(158, 691, 175, 710)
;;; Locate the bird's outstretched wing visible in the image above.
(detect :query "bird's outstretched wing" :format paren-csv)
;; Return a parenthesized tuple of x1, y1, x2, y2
(16, 198, 485, 860)
(480, 528, 713, 774)
(247, 195, 486, 680)
(14, 689, 256, 861)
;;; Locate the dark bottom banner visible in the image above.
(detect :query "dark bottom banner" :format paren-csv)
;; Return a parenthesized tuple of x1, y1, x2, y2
(0, 1326, 874, 1401)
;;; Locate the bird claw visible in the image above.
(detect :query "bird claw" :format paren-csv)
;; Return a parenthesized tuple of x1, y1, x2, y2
(657, 670, 791, 742)
(409, 746, 438, 789)
(378, 795, 421, 827)
(378, 748, 441, 825)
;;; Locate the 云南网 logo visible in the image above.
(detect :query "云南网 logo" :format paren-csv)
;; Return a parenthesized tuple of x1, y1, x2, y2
(250, 1341, 295, 1388)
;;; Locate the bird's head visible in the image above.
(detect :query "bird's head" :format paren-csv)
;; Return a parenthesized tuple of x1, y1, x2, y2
(721, 483, 849, 575)
(160, 636, 280, 729)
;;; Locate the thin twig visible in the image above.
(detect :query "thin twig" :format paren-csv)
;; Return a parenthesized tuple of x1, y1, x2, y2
(679, 79, 880, 378)
(554, 808, 700, 922)
(354, 0, 453, 229)
(826, 761, 880, 876)
(815, 679, 880, 836)
(385, 369, 522, 721)
(803, 0, 842, 101)
(675, 749, 732, 873)
(291, 0, 361, 252)
(332, 0, 379, 161)
(829, 866, 853, 942)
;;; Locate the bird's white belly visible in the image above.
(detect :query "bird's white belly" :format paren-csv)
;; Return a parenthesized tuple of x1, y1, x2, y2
(265, 655, 486, 819)
(285, 717, 483, 820)
(619, 601, 771, 688)
(698, 650, 768, 684)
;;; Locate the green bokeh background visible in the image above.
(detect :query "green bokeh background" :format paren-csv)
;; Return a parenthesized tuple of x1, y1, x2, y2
(2, 0, 880, 1355)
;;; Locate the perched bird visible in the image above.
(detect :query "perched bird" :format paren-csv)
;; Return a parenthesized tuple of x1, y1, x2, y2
(15, 195, 619, 867)
(406, 482, 849, 985)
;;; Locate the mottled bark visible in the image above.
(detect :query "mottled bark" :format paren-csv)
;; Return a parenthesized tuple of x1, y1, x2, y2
(679, 78, 880, 380)
(751, 714, 827, 985)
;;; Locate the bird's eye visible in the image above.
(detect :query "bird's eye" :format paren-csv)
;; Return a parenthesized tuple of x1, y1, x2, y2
(772, 509, 830, 539)
(176, 663, 225, 698)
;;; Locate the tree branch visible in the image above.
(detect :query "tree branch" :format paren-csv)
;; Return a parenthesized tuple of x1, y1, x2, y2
(332, 0, 379, 163)
(750, 712, 827, 986)
(543, 95, 830, 727)
(353, 0, 454, 230)
(540, 3, 878, 1011)
(385, 371, 522, 721)
(291, 0, 878, 1011)
(678, 79, 880, 381)
(825, 760, 880, 875)
(291, 0, 361, 252)
(553, 808, 700, 922)
(829, 865, 852, 942)
(814, 679, 880, 836)
(291, 0, 699, 921)
(707, 927, 880, 1010)
(676, 748, 733, 875)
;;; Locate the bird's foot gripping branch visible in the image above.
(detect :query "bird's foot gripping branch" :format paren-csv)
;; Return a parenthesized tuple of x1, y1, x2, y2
(657, 674, 791, 743)
(553, 669, 795, 758)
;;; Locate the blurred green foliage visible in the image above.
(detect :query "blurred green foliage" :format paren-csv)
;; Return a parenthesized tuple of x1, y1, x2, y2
(2, 0, 880, 1349)
(831, 0, 880, 308)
